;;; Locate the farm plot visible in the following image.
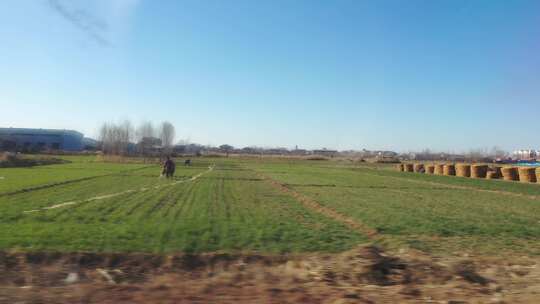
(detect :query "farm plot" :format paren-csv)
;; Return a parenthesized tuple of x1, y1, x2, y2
(0, 161, 151, 195)
(246, 160, 540, 255)
(0, 158, 365, 253)
(0, 164, 209, 218)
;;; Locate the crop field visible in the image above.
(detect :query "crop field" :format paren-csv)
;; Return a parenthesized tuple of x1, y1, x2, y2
(0, 157, 364, 253)
(248, 160, 540, 255)
(1, 156, 540, 256)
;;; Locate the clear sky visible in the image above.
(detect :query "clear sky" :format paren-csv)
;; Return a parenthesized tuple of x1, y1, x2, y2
(1, 0, 539, 152)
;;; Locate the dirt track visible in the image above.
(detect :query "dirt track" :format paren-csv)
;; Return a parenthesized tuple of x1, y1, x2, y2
(1, 246, 540, 303)
(254, 170, 379, 238)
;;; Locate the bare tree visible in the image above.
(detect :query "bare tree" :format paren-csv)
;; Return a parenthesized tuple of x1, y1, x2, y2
(136, 121, 155, 142)
(98, 120, 134, 155)
(98, 122, 111, 153)
(121, 120, 134, 143)
(159, 121, 175, 152)
(135, 121, 157, 156)
(117, 120, 134, 154)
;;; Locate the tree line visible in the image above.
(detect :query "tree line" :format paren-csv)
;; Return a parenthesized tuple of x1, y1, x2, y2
(98, 120, 175, 156)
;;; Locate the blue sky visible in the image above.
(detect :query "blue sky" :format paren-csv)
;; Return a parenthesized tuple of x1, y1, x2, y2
(1, 0, 539, 152)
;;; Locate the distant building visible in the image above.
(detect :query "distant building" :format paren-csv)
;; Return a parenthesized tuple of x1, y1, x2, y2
(140, 137, 162, 147)
(174, 143, 203, 155)
(238, 147, 263, 155)
(291, 149, 308, 155)
(135, 137, 163, 155)
(82, 137, 98, 150)
(313, 148, 338, 157)
(513, 149, 538, 161)
(0, 128, 84, 152)
(266, 148, 289, 155)
(377, 151, 398, 157)
(375, 151, 399, 163)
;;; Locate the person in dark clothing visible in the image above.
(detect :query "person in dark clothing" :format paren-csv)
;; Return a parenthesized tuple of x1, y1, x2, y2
(162, 156, 176, 179)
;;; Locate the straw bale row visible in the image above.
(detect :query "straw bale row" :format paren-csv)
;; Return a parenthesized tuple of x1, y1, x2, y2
(397, 162, 540, 184)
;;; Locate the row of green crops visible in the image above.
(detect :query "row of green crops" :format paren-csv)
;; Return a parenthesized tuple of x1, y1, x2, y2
(0, 156, 365, 253)
(2, 155, 540, 255)
(245, 159, 540, 254)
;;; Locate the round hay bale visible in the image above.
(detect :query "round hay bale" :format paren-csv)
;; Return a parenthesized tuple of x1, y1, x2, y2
(413, 163, 425, 173)
(486, 171, 499, 179)
(471, 164, 488, 178)
(536, 168, 540, 184)
(443, 164, 456, 176)
(434, 164, 444, 175)
(486, 166, 501, 179)
(501, 167, 519, 181)
(518, 167, 537, 183)
(404, 163, 414, 172)
(426, 165, 435, 174)
(456, 164, 471, 177)
(396, 163, 404, 172)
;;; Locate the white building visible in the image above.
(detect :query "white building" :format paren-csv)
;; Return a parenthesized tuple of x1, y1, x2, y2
(512, 149, 539, 160)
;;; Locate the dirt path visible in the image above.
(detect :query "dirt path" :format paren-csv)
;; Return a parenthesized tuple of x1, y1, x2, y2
(252, 170, 378, 239)
(23, 165, 215, 214)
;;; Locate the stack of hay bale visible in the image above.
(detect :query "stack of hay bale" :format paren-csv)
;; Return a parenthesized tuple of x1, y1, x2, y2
(486, 166, 501, 179)
(518, 167, 537, 183)
(396, 161, 540, 185)
(501, 167, 519, 181)
(471, 165, 488, 178)
(456, 164, 471, 178)
(443, 164, 456, 176)
(404, 163, 414, 172)
(434, 164, 444, 175)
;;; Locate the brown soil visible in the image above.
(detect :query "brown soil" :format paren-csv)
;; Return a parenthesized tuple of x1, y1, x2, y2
(1, 246, 540, 303)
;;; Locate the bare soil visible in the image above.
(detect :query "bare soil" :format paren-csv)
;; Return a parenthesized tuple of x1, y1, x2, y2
(1, 246, 539, 303)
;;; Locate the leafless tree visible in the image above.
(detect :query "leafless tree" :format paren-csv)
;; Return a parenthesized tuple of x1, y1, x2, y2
(98, 122, 111, 153)
(135, 121, 157, 156)
(159, 121, 176, 152)
(98, 121, 134, 155)
(136, 121, 155, 142)
(119, 120, 131, 143)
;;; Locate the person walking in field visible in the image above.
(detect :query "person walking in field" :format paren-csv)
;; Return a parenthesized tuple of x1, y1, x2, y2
(162, 156, 176, 179)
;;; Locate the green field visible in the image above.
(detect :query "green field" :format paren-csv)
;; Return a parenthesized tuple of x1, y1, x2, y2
(1, 156, 540, 255)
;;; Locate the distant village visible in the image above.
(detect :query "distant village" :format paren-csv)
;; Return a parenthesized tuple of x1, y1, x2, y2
(0, 127, 538, 163)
